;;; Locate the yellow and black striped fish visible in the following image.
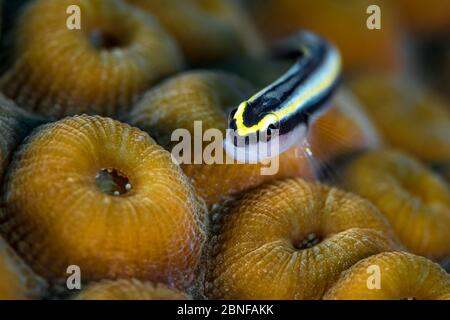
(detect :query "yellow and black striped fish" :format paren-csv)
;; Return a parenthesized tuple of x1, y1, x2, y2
(225, 31, 342, 163)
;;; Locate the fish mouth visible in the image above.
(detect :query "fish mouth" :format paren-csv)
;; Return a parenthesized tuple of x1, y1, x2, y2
(224, 122, 310, 164)
(224, 130, 280, 163)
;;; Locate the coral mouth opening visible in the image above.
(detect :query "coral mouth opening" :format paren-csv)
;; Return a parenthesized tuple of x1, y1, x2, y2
(96, 168, 132, 196)
(292, 232, 323, 250)
(89, 29, 125, 49)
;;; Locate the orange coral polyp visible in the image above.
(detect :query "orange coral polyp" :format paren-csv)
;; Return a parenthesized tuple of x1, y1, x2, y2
(324, 252, 450, 300)
(394, 0, 450, 33)
(309, 89, 381, 163)
(126, 0, 264, 64)
(75, 279, 189, 300)
(0, 0, 183, 118)
(0, 95, 44, 184)
(205, 178, 400, 300)
(350, 74, 450, 162)
(343, 150, 450, 260)
(0, 237, 47, 300)
(1, 115, 205, 289)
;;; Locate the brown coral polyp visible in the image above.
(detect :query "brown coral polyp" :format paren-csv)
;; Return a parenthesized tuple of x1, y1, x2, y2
(205, 178, 400, 299)
(0, 0, 183, 118)
(0, 94, 44, 184)
(393, 0, 450, 33)
(1, 115, 205, 289)
(126, 0, 264, 64)
(74, 279, 189, 300)
(0, 236, 47, 300)
(350, 74, 450, 163)
(324, 252, 450, 300)
(342, 149, 450, 260)
(308, 89, 381, 163)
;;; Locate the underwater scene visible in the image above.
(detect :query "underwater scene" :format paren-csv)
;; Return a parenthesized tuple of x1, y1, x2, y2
(0, 0, 449, 302)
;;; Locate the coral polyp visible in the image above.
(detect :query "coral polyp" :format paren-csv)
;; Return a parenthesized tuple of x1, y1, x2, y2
(342, 149, 450, 260)
(0, 0, 183, 118)
(205, 178, 400, 299)
(0, 94, 44, 184)
(324, 252, 450, 300)
(1, 115, 205, 289)
(0, 236, 47, 300)
(127, 71, 313, 206)
(74, 279, 189, 300)
(350, 74, 450, 162)
(394, 0, 450, 33)
(308, 89, 380, 163)
(126, 0, 263, 64)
